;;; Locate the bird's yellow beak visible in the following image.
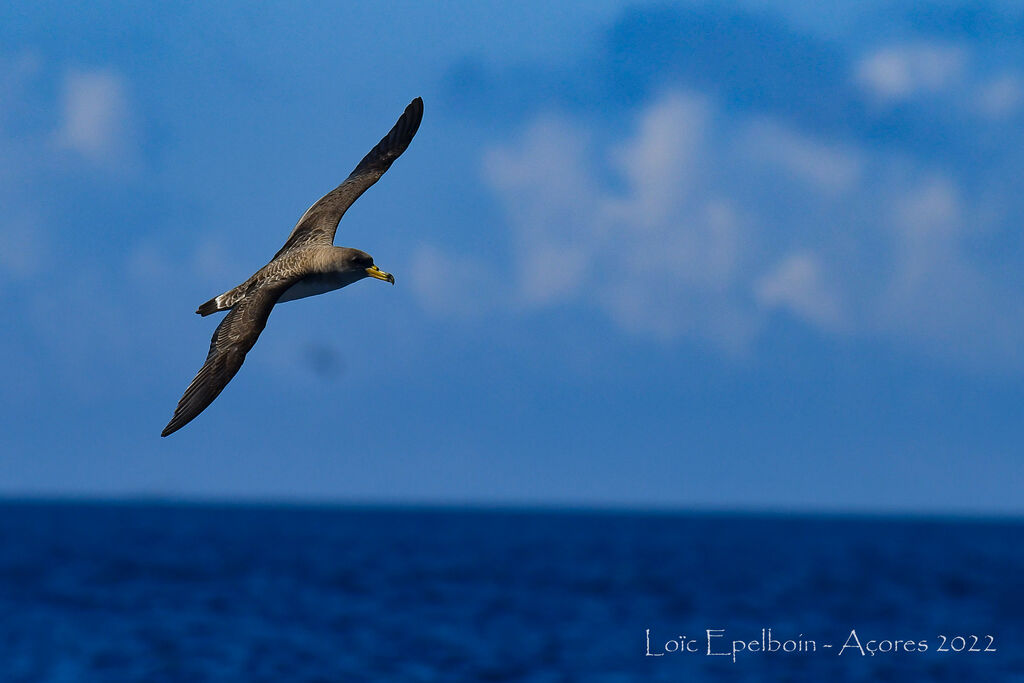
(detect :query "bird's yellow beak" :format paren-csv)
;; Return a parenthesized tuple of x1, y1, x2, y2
(366, 265, 395, 285)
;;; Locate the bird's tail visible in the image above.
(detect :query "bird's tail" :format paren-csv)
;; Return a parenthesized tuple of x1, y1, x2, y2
(196, 287, 245, 316)
(196, 270, 264, 315)
(196, 296, 222, 316)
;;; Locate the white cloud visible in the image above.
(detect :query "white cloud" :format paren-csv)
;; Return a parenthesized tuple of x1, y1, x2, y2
(743, 119, 863, 194)
(755, 252, 844, 331)
(891, 176, 961, 246)
(484, 91, 756, 350)
(855, 46, 1022, 122)
(483, 90, 1024, 369)
(54, 68, 134, 164)
(408, 243, 499, 317)
(855, 43, 966, 102)
(874, 177, 1016, 357)
(483, 115, 601, 305)
(975, 74, 1024, 119)
(608, 92, 710, 227)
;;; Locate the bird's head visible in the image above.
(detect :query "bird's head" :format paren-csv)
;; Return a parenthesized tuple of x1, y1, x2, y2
(335, 247, 395, 285)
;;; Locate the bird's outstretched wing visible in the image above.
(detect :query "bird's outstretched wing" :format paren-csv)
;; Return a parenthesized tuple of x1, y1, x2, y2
(161, 283, 288, 436)
(272, 97, 423, 259)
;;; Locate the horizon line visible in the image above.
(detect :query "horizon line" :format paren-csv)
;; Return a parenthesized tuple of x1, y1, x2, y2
(1, 492, 1020, 524)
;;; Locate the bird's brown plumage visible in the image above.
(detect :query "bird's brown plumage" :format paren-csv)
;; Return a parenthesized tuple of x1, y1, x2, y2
(162, 97, 423, 436)
(272, 96, 424, 259)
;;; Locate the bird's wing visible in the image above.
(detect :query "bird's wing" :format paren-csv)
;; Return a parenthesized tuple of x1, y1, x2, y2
(161, 282, 289, 436)
(272, 97, 423, 259)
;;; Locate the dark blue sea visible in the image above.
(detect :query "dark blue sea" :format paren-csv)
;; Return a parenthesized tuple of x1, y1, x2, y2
(0, 502, 1019, 682)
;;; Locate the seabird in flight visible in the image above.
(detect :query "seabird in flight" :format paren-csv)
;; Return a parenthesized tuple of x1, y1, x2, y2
(161, 97, 423, 436)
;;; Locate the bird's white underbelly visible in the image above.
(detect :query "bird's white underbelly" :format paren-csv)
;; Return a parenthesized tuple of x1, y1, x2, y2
(278, 273, 359, 303)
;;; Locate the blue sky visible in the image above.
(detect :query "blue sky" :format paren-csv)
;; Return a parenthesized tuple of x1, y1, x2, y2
(1, 1, 1021, 514)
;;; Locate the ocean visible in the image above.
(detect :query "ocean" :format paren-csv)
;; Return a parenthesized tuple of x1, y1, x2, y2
(0, 502, 1019, 681)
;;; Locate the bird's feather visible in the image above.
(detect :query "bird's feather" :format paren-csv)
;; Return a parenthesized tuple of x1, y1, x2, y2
(164, 97, 422, 436)
(162, 283, 289, 436)
(272, 97, 423, 259)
